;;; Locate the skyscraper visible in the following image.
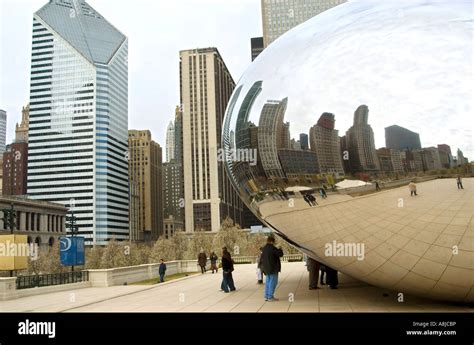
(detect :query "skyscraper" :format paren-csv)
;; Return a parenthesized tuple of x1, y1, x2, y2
(166, 120, 175, 162)
(299, 133, 309, 150)
(27, 0, 129, 245)
(128, 130, 163, 241)
(261, 0, 347, 47)
(180, 48, 244, 232)
(346, 105, 380, 173)
(437, 144, 453, 169)
(309, 112, 345, 178)
(385, 125, 422, 151)
(15, 104, 30, 143)
(0, 110, 7, 155)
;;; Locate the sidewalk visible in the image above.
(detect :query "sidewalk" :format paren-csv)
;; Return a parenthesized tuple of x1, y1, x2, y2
(0, 262, 472, 312)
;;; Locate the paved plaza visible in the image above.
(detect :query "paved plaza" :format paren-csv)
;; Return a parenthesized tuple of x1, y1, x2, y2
(1, 262, 472, 313)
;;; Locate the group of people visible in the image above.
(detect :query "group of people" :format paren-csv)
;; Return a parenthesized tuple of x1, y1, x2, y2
(197, 251, 219, 274)
(306, 257, 339, 290)
(197, 248, 236, 293)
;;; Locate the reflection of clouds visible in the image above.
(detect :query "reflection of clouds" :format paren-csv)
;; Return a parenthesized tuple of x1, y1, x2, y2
(228, 0, 473, 158)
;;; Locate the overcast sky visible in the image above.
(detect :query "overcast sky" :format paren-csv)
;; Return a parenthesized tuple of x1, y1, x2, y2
(0, 0, 261, 149)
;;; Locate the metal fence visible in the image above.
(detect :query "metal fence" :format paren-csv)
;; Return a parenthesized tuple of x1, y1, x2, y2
(16, 271, 89, 290)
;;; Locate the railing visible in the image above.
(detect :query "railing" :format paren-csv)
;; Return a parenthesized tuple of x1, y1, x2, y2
(16, 271, 89, 290)
(225, 254, 303, 265)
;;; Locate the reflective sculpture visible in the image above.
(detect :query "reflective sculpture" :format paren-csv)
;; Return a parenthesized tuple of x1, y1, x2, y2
(223, 0, 473, 302)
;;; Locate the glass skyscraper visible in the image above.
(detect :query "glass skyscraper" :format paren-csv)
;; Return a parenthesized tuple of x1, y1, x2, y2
(27, 0, 129, 245)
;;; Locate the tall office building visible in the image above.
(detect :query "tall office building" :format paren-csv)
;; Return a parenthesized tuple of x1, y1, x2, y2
(258, 98, 288, 179)
(0, 110, 6, 155)
(27, 0, 129, 245)
(16, 104, 30, 143)
(2, 143, 28, 196)
(299, 133, 309, 150)
(309, 112, 345, 178)
(251, 37, 264, 61)
(385, 125, 421, 151)
(128, 130, 163, 241)
(261, 0, 346, 47)
(180, 48, 244, 232)
(422, 147, 442, 171)
(437, 144, 453, 169)
(346, 105, 380, 173)
(166, 120, 175, 162)
(457, 149, 467, 166)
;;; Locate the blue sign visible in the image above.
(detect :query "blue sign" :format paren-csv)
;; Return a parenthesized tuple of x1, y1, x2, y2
(60, 237, 85, 266)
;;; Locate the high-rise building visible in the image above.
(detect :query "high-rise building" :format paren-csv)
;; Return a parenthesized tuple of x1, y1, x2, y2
(27, 0, 129, 245)
(309, 112, 345, 178)
(261, 0, 346, 47)
(163, 162, 184, 235)
(180, 48, 244, 232)
(299, 133, 309, 150)
(385, 125, 422, 151)
(457, 149, 467, 166)
(128, 130, 163, 241)
(345, 105, 380, 173)
(0, 110, 6, 155)
(258, 98, 288, 179)
(251, 37, 264, 61)
(166, 121, 175, 162)
(437, 144, 454, 169)
(15, 104, 30, 143)
(390, 149, 404, 173)
(422, 147, 442, 171)
(376, 148, 393, 173)
(2, 143, 28, 196)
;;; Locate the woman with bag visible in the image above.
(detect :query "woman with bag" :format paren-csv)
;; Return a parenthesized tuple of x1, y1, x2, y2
(220, 247, 236, 293)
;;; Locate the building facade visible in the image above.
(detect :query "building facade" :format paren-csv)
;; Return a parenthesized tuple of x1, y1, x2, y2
(0, 110, 6, 155)
(345, 105, 380, 173)
(385, 125, 421, 151)
(261, 0, 346, 47)
(163, 161, 184, 231)
(180, 48, 244, 232)
(15, 104, 30, 143)
(309, 112, 345, 178)
(251, 37, 264, 61)
(422, 147, 442, 171)
(27, 0, 129, 245)
(0, 195, 67, 247)
(128, 130, 163, 241)
(165, 120, 175, 162)
(2, 143, 28, 196)
(437, 144, 454, 169)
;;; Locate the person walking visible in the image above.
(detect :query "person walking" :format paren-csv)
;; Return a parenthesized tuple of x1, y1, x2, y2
(320, 264, 326, 285)
(325, 265, 339, 289)
(261, 236, 283, 301)
(408, 181, 417, 196)
(308, 193, 318, 206)
(210, 251, 218, 273)
(256, 247, 264, 284)
(320, 188, 327, 199)
(307, 257, 320, 290)
(375, 181, 381, 191)
(158, 259, 167, 283)
(457, 175, 464, 189)
(220, 247, 236, 293)
(198, 250, 207, 274)
(303, 193, 313, 206)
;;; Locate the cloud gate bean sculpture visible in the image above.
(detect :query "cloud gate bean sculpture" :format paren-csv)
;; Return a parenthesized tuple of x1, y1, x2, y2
(222, 0, 474, 302)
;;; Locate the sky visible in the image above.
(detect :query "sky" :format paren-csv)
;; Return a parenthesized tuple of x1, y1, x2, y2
(0, 0, 262, 150)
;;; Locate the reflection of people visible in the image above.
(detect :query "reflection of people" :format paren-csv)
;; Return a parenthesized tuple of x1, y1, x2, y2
(408, 181, 417, 196)
(257, 247, 264, 284)
(320, 264, 326, 285)
(325, 266, 339, 289)
(319, 188, 327, 199)
(457, 175, 464, 189)
(261, 236, 284, 301)
(307, 257, 320, 290)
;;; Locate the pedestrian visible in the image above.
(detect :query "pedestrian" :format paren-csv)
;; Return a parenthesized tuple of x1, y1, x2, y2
(261, 236, 283, 301)
(408, 181, 417, 196)
(375, 181, 381, 191)
(325, 265, 339, 289)
(307, 257, 320, 290)
(158, 259, 166, 283)
(457, 175, 464, 189)
(320, 188, 327, 199)
(303, 193, 312, 206)
(256, 247, 264, 284)
(210, 251, 218, 273)
(308, 193, 318, 206)
(220, 247, 236, 293)
(320, 264, 326, 285)
(198, 250, 207, 274)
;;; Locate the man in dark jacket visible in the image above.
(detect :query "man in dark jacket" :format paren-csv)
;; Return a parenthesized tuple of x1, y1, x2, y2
(261, 236, 283, 301)
(159, 259, 167, 283)
(220, 247, 236, 293)
(198, 251, 207, 274)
